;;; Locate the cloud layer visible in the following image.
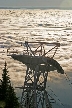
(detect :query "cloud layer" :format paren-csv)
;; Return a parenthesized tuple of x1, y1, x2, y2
(0, 9, 72, 107)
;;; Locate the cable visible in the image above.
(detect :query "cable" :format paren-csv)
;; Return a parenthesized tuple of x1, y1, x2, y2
(48, 86, 65, 108)
(64, 72, 72, 88)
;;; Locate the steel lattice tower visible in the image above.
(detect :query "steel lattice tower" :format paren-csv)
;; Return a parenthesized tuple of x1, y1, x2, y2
(20, 63, 52, 108)
(9, 41, 64, 108)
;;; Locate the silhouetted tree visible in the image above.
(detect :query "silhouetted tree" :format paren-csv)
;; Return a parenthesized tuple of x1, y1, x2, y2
(0, 61, 19, 108)
(5, 84, 19, 108)
(0, 79, 2, 100)
(0, 61, 10, 100)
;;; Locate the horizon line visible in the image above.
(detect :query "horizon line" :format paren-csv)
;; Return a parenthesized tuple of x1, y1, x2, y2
(0, 6, 72, 10)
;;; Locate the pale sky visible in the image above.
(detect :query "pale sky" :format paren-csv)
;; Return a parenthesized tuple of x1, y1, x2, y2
(0, 0, 72, 8)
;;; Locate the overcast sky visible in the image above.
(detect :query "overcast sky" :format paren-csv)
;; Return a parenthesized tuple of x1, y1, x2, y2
(0, 0, 72, 8)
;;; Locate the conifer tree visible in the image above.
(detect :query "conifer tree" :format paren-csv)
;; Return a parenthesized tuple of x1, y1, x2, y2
(0, 61, 20, 108)
(0, 79, 2, 100)
(5, 84, 19, 108)
(1, 61, 10, 100)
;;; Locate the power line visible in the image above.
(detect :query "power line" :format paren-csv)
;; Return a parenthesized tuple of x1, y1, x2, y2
(64, 72, 72, 88)
(48, 86, 65, 108)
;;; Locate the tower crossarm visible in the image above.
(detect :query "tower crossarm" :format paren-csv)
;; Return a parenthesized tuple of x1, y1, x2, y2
(25, 41, 60, 47)
(11, 54, 64, 74)
(24, 41, 60, 57)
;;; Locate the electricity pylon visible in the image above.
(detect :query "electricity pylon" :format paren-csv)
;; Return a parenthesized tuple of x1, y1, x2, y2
(10, 41, 64, 108)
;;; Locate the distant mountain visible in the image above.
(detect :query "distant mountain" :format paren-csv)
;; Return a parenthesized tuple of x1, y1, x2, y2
(0, 7, 21, 9)
(0, 6, 72, 10)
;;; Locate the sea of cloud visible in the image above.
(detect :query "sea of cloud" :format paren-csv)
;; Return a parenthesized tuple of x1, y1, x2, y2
(0, 9, 72, 108)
